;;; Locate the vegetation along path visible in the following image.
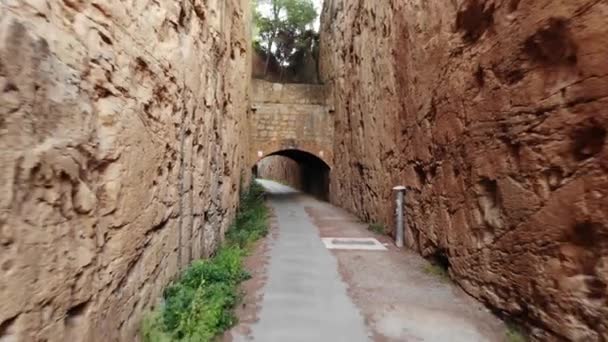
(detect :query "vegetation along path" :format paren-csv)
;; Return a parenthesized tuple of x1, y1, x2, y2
(228, 179, 511, 342)
(142, 179, 515, 342)
(142, 183, 269, 342)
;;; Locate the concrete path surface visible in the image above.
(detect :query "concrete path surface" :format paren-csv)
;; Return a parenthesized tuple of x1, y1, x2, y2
(228, 179, 507, 342)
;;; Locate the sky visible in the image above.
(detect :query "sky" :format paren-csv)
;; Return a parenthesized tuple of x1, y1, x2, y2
(311, 0, 323, 30)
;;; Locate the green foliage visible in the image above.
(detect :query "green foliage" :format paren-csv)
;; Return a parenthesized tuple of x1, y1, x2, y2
(282, 0, 316, 31)
(141, 183, 268, 342)
(423, 263, 451, 282)
(226, 182, 268, 248)
(254, 0, 316, 33)
(505, 323, 528, 342)
(253, 0, 318, 71)
(141, 313, 172, 342)
(368, 222, 385, 235)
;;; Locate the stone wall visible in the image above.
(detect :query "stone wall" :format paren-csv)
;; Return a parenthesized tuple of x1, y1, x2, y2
(0, 0, 251, 340)
(257, 155, 303, 190)
(320, 0, 607, 340)
(250, 79, 333, 167)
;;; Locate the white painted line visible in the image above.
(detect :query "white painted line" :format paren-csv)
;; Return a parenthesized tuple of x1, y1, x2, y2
(322, 237, 387, 251)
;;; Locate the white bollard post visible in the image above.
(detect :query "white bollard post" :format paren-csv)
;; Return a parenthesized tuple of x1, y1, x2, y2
(393, 186, 407, 248)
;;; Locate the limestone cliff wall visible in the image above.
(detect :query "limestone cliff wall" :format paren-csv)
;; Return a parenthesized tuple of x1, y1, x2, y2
(257, 156, 303, 190)
(0, 0, 251, 340)
(320, 0, 607, 339)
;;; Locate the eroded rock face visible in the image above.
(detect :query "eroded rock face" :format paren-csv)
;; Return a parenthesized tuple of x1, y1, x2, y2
(0, 0, 251, 340)
(320, 0, 607, 339)
(257, 155, 303, 189)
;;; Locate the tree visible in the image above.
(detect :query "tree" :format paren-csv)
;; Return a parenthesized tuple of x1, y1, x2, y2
(253, 0, 317, 77)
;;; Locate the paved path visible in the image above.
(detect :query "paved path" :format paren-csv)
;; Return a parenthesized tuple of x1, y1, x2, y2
(241, 179, 370, 342)
(230, 179, 507, 342)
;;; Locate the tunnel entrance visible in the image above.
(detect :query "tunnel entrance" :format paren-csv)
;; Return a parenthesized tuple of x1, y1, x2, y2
(254, 149, 330, 200)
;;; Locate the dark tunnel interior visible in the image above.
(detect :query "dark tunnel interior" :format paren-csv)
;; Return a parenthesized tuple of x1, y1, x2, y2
(253, 149, 330, 200)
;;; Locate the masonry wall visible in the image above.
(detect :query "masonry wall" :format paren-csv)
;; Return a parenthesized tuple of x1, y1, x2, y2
(320, 0, 607, 340)
(257, 155, 303, 190)
(250, 79, 333, 165)
(0, 0, 251, 340)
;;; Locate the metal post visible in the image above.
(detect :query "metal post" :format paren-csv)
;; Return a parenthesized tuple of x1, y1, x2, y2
(393, 186, 407, 248)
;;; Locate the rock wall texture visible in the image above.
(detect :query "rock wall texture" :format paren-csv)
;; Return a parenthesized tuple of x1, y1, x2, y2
(257, 155, 303, 190)
(320, 0, 607, 340)
(0, 0, 251, 340)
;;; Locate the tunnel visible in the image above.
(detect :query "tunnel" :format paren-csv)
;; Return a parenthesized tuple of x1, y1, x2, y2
(253, 149, 330, 200)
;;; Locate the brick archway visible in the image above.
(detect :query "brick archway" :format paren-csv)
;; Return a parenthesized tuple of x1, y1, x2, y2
(250, 140, 332, 169)
(249, 79, 334, 169)
(253, 142, 332, 200)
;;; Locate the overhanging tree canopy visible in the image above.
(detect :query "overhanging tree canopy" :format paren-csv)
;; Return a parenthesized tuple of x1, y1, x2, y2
(253, 0, 317, 77)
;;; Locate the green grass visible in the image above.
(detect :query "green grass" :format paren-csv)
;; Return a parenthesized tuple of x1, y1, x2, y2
(505, 323, 528, 342)
(141, 182, 268, 342)
(367, 222, 385, 235)
(423, 263, 450, 282)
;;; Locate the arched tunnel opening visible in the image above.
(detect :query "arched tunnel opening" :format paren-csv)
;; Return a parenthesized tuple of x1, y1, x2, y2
(253, 149, 330, 200)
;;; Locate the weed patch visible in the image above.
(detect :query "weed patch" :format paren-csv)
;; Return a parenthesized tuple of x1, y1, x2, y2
(368, 222, 385, 235)
(423, 249, 451, 282)
(423, 263, 450, 282)
(141, 182, 268, 342)
(505, 322, 528, 342)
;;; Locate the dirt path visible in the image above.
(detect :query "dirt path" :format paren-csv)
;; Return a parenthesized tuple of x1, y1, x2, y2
(228, 180, 507, 342)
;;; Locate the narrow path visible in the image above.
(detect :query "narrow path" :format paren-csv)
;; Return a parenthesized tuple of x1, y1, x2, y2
(238, 179, 370, 341)
(230, 180, 506, 342)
